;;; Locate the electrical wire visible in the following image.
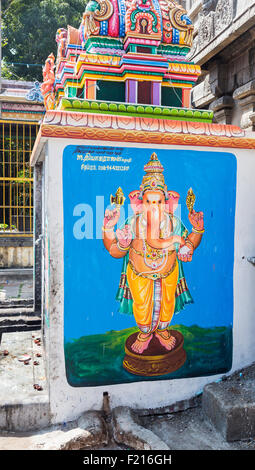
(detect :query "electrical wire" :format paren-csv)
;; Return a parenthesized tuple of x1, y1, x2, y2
(4, 62, 43, 67)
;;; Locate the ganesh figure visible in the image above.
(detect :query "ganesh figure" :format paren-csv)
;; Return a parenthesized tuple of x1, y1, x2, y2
(102, 153, 204, 358)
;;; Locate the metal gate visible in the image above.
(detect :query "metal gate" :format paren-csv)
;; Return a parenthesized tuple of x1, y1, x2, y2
(0, 121, 39, 237)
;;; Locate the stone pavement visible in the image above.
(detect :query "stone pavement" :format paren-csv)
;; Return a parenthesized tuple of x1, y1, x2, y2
(0, 330, 50, 435)
(139, 397, 255, 451)
(0, 327, 255, 451)
(0, 270, 33, 302)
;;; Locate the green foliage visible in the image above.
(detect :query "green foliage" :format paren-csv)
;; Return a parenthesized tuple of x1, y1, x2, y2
(2, 1, 15, 10)
(0, 58, 13, 79)
(0, 223, 9, 230)
(0, 223, 17, 231)
(2, 0, 88, 81)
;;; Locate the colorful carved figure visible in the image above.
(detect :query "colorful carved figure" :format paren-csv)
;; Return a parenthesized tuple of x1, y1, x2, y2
(56, 28, 67, 72)
(125, 0, 161, 37)
(41, 53, 55, 110)
(160, 0, 193, 46)
(78, 0, 193, 46)
(26, 81, 44, 103)
(102, 153, 204, 356)
(80, 0, 114, 41)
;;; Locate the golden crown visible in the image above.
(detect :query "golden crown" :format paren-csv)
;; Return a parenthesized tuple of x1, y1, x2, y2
(140, 153, 168, 195)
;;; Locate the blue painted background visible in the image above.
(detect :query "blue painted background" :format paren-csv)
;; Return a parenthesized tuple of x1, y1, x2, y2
(62, 145, 236, 344)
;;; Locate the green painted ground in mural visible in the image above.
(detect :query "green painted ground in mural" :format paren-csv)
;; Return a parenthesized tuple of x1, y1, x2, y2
(64, 325, 232, 387)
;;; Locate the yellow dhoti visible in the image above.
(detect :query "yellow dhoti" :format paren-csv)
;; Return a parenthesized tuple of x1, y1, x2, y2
(126, 261, 179, 334)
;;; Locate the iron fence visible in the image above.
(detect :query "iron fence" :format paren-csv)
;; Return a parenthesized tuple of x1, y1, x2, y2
(0, 121, 39, 237)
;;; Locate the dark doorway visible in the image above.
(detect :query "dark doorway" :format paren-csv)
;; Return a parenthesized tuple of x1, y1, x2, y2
(137, 46, 152, 54)
(138, 81, 152, 105)
(161, 87, 182, 107)
(97, 81, 125, 103)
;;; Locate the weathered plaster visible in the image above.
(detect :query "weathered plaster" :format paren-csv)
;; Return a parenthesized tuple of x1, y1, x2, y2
(0, 246, 33, 268)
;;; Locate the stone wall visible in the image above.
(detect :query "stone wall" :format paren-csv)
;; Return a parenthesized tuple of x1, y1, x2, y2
(186, 0, 255, 130)
(0, 239, 33, 268)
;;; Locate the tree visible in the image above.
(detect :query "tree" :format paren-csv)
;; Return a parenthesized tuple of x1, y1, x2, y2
(2, 1, 15, 10)
(2, 0, 88, 82)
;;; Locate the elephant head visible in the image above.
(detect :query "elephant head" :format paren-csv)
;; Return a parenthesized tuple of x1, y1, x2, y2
(129, 190, 143, 214)
(129, 189, 180, 215)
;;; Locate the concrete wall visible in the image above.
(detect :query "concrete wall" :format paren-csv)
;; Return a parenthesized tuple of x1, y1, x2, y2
(40, 137, 255, 425)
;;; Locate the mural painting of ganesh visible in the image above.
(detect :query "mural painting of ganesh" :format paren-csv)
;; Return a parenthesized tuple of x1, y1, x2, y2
(102, 153, 204, 376)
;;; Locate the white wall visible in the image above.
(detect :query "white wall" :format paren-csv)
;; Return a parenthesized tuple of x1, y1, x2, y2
(43, 138, 255, 425)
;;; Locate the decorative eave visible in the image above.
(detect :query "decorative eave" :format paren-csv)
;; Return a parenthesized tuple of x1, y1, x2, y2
(0, 94, 44, 105)
(57, 98, 213, 122)
(168, 62, 201, 76)
(53, 53, 201, 102)
(84, 36, 124, 53)
(124, 32, 162, 44)
(0, 87, 45, 123)
(123, 37, 161, 49)
(30, 109, 255, 167)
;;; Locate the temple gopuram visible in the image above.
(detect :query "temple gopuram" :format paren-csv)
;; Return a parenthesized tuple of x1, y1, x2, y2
(41, 0, 212, 123)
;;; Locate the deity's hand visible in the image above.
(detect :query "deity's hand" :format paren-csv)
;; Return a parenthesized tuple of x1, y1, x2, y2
(178, 243, 193, 263)
(188, 210, 204, 232)
(116, 225, 133, 249)
(103, 208, 120, 229)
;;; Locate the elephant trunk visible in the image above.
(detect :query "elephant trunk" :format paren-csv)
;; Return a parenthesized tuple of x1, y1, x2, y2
(146, 209, 184, 250)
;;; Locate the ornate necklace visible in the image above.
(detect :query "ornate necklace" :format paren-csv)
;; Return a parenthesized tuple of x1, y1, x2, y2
(144, 240, 165, 260)
(142, 239, 168, 270)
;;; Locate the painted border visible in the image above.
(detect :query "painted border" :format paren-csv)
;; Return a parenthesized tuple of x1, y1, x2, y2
(41, 124, 255, 148)
(30, 111, 255, 168)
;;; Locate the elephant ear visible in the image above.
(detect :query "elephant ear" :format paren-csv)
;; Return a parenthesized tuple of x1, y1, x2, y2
(165, 191, 180, 214)
(129, 190, 143, 214)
